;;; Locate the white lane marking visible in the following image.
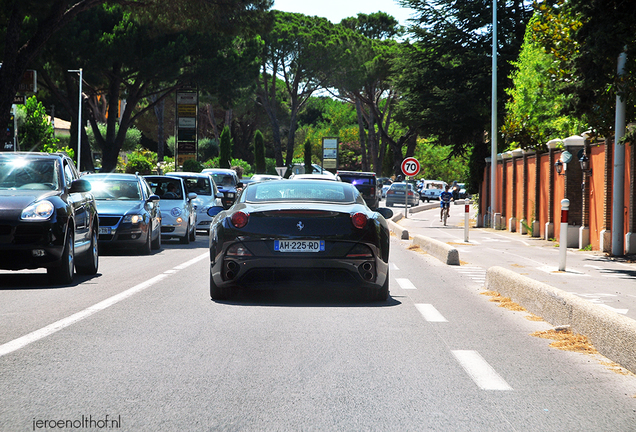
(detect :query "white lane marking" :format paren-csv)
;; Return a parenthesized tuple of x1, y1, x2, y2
(390, 262, 400, 271)
(536, 266, 587, 276)
(415, 304, 448, 322)
(452, 350, 513, 391)
(396, 278, 417, 290)
(0, 252, 209, 358)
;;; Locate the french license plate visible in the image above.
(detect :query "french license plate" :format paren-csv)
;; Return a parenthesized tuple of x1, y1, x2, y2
(99, 227, 111, 235)
(395, 191, 405, 195)
(275, 240, 325, 252)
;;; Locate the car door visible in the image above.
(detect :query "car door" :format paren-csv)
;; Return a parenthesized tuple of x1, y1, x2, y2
(63, 159, 90, 251)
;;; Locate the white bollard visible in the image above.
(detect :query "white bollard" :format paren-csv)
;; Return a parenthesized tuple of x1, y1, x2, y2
(464, 199, 470, 243)
(559, 199, 570, 271)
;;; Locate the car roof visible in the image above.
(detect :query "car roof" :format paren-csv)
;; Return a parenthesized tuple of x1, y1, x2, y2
(166, 171, 209, 178)
(84, 173, 140, 180)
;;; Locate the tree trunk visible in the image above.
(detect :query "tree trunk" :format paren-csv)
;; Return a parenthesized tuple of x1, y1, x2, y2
(355, 98, 369, 171)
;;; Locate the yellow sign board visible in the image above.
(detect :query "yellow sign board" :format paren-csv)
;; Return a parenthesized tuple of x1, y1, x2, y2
(177, 153, 197, 167)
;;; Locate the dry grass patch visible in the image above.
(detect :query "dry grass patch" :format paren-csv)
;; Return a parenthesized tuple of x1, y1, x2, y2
(407, 244, 427, 255)
(447, 242, 472, 246)
(480, 291, 527, 312)
(531, 328, 598, 354)
(510, 263, 525, 268)
(598, 361, 635, 377)
(525, 313, 545, 322)
(459, 260, 470, 266)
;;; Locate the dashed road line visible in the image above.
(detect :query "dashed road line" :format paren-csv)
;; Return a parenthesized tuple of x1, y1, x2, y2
(396, 278, 417, 290)
(452, 350, 513, 391)
(415, 304, 448, 322)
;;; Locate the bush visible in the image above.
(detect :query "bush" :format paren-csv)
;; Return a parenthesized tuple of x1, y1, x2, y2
(182, 158, 203, 173)
(122, 150, 156, 174)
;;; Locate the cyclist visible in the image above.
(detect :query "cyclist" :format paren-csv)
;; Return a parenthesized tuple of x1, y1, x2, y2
(440, 184, 453, 222)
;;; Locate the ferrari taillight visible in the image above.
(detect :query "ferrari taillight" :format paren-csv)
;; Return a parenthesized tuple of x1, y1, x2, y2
(351, 212, 368, 229)
(231, 211, 249, 228)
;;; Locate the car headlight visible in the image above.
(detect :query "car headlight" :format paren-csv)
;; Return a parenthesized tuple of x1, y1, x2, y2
(170, 207, 182, 217)
(226, 193, 235, 199)
(123, 214, 143, 224)
(21, 201, 54, 220)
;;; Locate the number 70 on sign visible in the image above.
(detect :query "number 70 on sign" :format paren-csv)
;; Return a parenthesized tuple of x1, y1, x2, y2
(401, 157, 420, 176)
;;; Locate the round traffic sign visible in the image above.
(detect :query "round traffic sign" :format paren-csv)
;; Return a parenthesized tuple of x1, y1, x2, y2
(401, 157, 420, 176)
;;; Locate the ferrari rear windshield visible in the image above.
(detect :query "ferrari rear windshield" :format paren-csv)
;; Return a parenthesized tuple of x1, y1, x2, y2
(244, 181, 356, 203)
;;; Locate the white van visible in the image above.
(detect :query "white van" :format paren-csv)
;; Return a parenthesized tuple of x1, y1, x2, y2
(420, 180, 447, 202)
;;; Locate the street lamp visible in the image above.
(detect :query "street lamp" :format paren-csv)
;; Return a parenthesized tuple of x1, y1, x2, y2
(555, 159, 564, 175)
(68, 68, 83, 172)
(579, 154, 592, 176)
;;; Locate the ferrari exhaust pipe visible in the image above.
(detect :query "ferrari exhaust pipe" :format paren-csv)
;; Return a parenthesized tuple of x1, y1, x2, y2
(224, 260, 239, 280)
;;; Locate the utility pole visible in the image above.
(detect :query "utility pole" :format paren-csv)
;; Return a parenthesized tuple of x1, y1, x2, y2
(611, 50, 627, 256)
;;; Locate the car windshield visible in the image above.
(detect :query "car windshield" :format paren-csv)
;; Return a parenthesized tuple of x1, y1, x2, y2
(0, 158, 59, 190)
(182, 177, 212, 196)
(86, 179, 141, 200)
(244, 181, 355, 203)
(391, 184, 412, 191)
(146, 178, 183, 200)
(210, 173, 236, 187)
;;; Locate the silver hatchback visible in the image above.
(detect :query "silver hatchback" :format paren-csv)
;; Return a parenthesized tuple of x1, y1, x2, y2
(144, 175, 197, 244)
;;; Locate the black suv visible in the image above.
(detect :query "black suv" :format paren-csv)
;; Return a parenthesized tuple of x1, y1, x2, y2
(337, 171, 380, 210)
(0, 152, 99, 284)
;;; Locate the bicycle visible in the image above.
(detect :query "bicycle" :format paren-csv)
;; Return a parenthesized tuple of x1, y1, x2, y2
(442, 201, 450, 226)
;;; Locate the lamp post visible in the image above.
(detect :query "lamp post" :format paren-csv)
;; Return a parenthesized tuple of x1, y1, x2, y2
(68, 68, 83, 172)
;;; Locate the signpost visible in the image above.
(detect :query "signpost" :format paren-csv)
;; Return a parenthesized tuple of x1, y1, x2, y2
(322, 137, 338, 171)
(401, 157, 420, 218)
(175, 88, 198, 169)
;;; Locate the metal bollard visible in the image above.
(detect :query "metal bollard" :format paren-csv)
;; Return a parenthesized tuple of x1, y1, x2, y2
(464, 199, 470, 243)
(559, 199, 569, 271)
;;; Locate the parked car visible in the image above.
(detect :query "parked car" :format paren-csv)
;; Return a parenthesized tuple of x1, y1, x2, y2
(83, 173, 161, 254)
(385, 182, 420, 207)
(207, 179, 393, 301)
(0, 152, 99, 284)
(337, 170, 380, 210)
(201, 168, 242, 209)
(166, 172, 224, 233)
(420, 180, 447, 202)
(144, 175, 197, 244)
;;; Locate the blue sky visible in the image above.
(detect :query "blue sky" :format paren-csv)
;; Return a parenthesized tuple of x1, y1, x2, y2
(272, 0, 417, 26)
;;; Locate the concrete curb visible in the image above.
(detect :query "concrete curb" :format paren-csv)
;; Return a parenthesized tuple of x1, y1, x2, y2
(412, 234, 460, 265)
(486, 266, 636, 374)
(388, 214, 409, 240)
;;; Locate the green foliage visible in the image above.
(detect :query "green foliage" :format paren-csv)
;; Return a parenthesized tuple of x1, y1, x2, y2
(503, 13, 587, 150)
(198, 138, 219, 162)
(123, 150, 156, 175)
(87, 124, 142, 153)
(182, 159, 203, 173)
(41, 143, 75, 160)
(202, 158, 254, 177)
(16, 96, 58, 151)
(413, 138, 470, 186)
(254, 130, 266, 174)
(219, 126, 233, 168)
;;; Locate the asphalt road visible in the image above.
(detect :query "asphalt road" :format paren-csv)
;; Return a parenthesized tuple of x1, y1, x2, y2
(1, 234, 636, 431)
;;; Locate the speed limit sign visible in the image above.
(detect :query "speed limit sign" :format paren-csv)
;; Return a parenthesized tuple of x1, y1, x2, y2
(401, 157, 420, 176)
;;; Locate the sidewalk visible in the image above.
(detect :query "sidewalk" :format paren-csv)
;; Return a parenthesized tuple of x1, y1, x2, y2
(391, 202, 636, 321)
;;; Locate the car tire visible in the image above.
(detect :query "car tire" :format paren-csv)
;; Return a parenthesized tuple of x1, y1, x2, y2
(210, 265, 231, 300)
(140, 225, 152, 255)
(189, 223, 196, 242)
(48, 228, 74, 285)
(76, 227, 99, 275)
(151, 224, 161, 250)
(180, 223, 191, 244)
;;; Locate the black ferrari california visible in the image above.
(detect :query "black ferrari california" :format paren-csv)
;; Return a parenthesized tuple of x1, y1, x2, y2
(207, 179, 393, 301)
